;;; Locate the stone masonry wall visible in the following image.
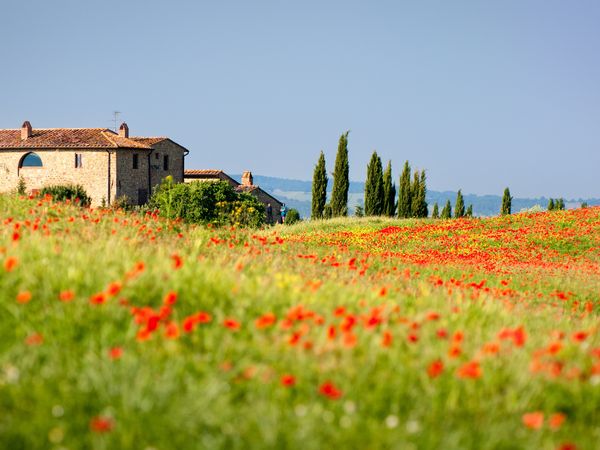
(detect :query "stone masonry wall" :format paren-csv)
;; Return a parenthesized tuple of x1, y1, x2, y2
(148, 140, 185, 190)
(0, 149, 116, 207)
(115, 150, 150, 205)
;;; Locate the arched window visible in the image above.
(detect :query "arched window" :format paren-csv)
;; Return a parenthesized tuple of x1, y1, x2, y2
(19, 152, 43, 168)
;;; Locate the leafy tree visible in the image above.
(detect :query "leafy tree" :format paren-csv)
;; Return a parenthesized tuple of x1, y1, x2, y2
(354, 205, 364, 217)
(398, 161, 412, 218)
(556, 198, 565, 210)
(581, 202, 588, 209)
(440, 200, 452, 219)
(285, 208, 301, 225)
(364, 151, 384, 216)
(330, 131, 349, 217)
(382, 161, 396, 217)
(501, 187, 512, 215)
(547, 198, 555, 211)
(149, 179, 264, 227)
(454, 189, 465, 218)
(311, 151, 328, 219)
(466, 204, 473, 218)
(431, 202, 439, 219)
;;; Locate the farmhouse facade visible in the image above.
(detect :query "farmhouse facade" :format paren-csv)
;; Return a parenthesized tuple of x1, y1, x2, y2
(0, 121, 188, 206)
(184, 169, 283, 223)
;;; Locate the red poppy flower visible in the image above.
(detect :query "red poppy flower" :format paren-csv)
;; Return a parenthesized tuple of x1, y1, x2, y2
(171, 253, 183, 269)
(163, 291, 178, 306)
(457, 361, 482, 379)
(25, 333, 44, 346)
(108, 347, 123, 360)
(549, 412, 566, 430)
(59, 290, 75, 302)
(255, 312, 277, 329)
(280, 374, 296, 387)
(4, 256, 18, 272)
(427, 360, 444, 378)
(196, 311, 212, 324)
(90, 416, 113, 433)
(106, 281, 122, 297)
(572, 331, 588, 343)
(90, 292, 107, 305)
(319, 381, 343, 399)
(163, 322, 180, 339)
(381, 331, 393, 347)
(522, 411, 544, 430)
(16, 291, 32, 304)
(223, 318, 241, 331)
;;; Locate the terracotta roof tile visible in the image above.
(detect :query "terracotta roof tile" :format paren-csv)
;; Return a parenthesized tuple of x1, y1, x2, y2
(0, 127, 152, 149)
(130, 137, 168, 146)
(184, 169, 225, 175)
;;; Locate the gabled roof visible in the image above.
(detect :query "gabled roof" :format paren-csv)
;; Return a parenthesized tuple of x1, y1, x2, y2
(0, 127, 152, 149)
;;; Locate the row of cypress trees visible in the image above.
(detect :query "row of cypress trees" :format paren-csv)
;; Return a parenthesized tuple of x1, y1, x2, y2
(312, 132, 431, 219)
(311, 133, 532, 220)
(430, 190, 473, 219)
(311, 132, 350, 219)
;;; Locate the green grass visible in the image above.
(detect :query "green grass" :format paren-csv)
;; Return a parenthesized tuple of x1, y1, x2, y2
(0, 194, 598, 449)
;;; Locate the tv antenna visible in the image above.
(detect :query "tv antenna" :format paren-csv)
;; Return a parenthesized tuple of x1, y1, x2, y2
(112, 111, 121, 131)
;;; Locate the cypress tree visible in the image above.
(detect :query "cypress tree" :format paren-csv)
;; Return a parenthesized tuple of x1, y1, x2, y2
(364, 151, 384, 216)
(418, 170, 428, 218)
(311, 151, 328, 219)
(547, 198, 555, 211)
(410, 170, 421, 218)
(557, 198, 565, 210)
(382, 161, 396, 217)
(466, 204, 473, 218)
(501, 187, 512, 215)
(454, 190, 465, 218)
(398, 161, 412, 218)
(330, 132, 349, 217)
(431, 202, 439, 219)
(440, 200, 452, 219)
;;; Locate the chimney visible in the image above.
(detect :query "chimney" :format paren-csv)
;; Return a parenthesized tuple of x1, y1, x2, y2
(118, 122, 129, 138)
(241, 170, 253, 186)
(21, 121, 32, 140)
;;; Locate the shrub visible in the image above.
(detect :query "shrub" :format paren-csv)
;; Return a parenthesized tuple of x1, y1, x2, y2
(112, 195, 133, 211)
(149, 177, 265, 227)
(16, 177, 26, 195)
(39, 184, 91, 207)
(285, 208, 301, 225)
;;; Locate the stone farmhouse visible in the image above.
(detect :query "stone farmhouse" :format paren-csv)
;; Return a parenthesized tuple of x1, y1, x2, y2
(0, 121, 188, 206)
(184, 169, 283, 223)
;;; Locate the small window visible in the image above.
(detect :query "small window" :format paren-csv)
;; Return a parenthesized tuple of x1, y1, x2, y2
(133, 154, 139, 170)
(155, 152, 160, 160)
(19, 152, 43, 168)
(75, 153, 82, 168)
(163, 154, 169, 171)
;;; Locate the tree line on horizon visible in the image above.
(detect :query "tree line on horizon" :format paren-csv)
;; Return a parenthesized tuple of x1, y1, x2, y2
(309, 132, 580, 221)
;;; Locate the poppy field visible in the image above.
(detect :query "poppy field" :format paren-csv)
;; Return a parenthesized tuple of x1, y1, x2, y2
(1, 194, 599, 450)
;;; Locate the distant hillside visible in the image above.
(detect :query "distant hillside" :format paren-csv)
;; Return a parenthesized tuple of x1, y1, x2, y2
(232, 174, 600, 219)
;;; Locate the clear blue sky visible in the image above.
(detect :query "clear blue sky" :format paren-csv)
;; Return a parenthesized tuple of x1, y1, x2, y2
(1, 0, 599, 198)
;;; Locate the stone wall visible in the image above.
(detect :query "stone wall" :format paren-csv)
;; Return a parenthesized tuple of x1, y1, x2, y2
(115, 150, 150, 205)
(0, 149, 116, 206)
(250, 188, 283, 224)
(148, 140, 185, 190)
